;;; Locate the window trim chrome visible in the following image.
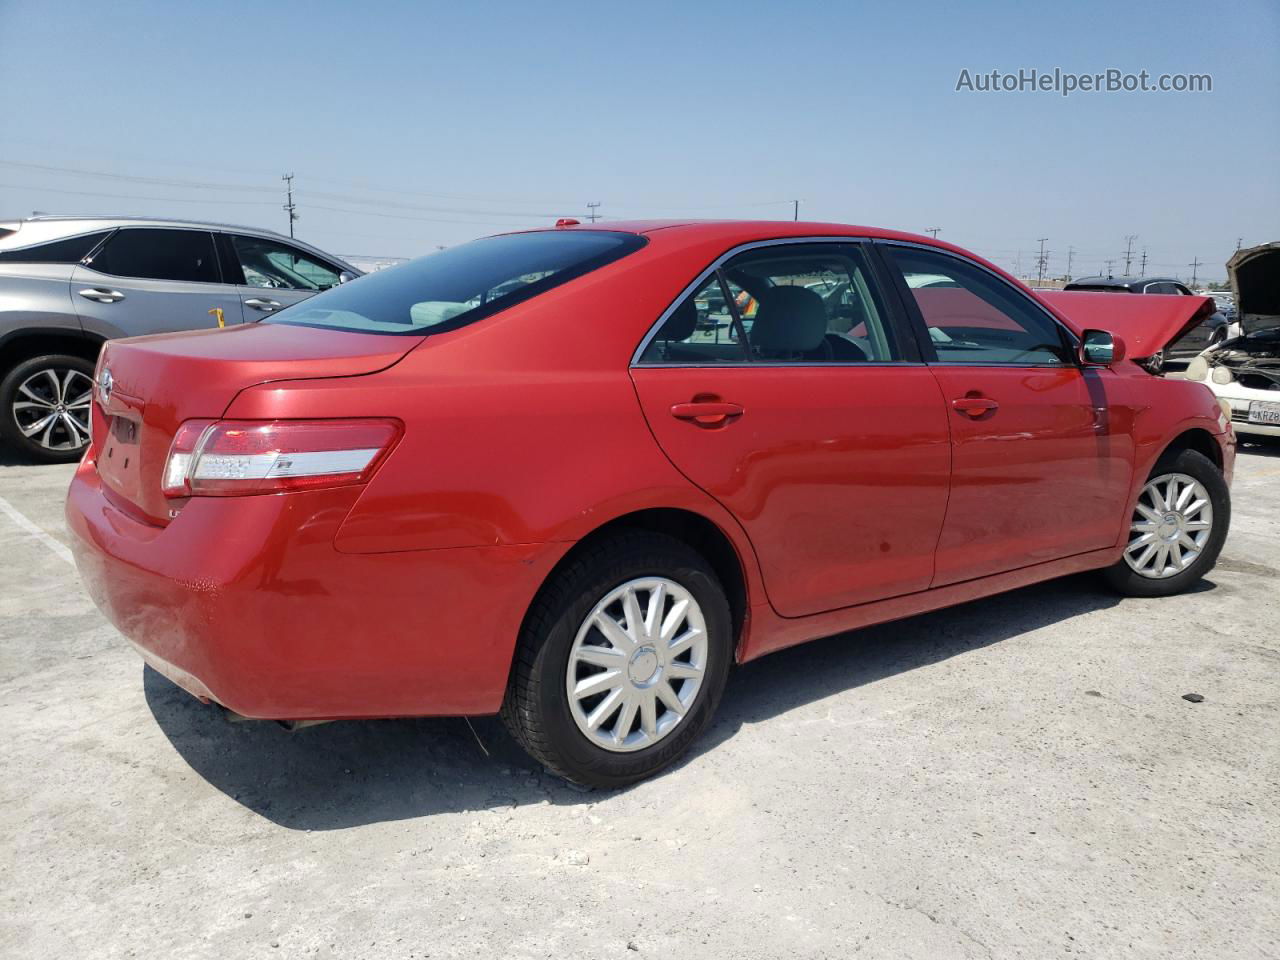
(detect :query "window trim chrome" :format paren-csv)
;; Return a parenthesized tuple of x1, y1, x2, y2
(631, 235, 1081, 369)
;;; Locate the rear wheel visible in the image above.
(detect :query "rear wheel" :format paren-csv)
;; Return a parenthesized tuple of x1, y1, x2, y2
(1103, 448, 1230, 597)
(501, 531, 733, 788)
(0, 354, 96, 463)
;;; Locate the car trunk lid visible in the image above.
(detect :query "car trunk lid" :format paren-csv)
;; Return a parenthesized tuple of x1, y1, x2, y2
(1037, 290, 1216, 358)
(92, 323, 419, 524)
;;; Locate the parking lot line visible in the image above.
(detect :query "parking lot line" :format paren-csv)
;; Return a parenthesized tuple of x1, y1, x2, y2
(0, 493, 73, 566)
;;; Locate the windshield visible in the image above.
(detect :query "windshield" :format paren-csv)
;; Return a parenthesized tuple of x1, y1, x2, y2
(266, 230, 646, 335)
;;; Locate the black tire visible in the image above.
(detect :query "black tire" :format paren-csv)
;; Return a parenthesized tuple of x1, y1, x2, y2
(0, 354, 96, 463)
(1103, 448, 1230, 597)
(501, 530, 733, 788)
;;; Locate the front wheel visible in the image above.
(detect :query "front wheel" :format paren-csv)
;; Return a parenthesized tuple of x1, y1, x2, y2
(0, 354, 96, 463)
(1103, 448, 1230, 597)
(501, 531, 733, 788)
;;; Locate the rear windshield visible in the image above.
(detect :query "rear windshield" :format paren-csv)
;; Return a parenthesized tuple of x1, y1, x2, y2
(265, 230, 645, 335)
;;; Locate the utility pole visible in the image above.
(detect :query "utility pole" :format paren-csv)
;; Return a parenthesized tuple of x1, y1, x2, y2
(926, 227, 941, 238)
(281, 173, 298, 238)
(1035, 238, 1049, 285)
(1123, 234, 1138, 274)
(1104, 259, 1116, 277)
(792, 200, 800, 222)
(1139, 249, 1148, 276)
(1065, 245, 1075, 280)
(585, 202, 601, 223)
(1014, 250, 1023, 277)
(1188, 257, 1202, 287)
(1236, 237, 1243, 251)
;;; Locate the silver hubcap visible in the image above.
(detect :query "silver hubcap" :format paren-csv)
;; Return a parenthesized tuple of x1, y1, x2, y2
(1124, 472, 1213, 579)
(566, 577, 708, 753)
(12, 368, 93, 451)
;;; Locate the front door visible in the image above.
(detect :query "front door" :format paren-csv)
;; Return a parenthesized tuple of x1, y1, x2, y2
(881, 243, 1133, 585)
(71, 227, 243, 339)
(221, 233, 346, 319)
(630, 242, 952, 618)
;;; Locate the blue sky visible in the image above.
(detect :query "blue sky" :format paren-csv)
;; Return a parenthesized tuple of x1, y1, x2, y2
(1, 0, 1276, 281)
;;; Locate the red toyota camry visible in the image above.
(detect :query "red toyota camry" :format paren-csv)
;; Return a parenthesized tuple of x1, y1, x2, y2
(67, 221, 1234, 787)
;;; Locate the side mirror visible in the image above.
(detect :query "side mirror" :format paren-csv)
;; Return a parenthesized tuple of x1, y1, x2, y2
(338, 271, 358, 285)
(1080, 329, 1126, 367)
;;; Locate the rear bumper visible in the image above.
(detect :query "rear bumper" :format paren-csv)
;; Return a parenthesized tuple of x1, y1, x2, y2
(66, 457, 569, 719)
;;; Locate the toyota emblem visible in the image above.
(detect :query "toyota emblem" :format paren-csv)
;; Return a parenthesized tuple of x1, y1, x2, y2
(98, 367, 113, 404)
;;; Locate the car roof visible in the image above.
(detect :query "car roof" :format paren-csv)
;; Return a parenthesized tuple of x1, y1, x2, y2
(0, 215, 357, 271)
(1066, 275, 1181, 289)
(0, 214, 296, 239)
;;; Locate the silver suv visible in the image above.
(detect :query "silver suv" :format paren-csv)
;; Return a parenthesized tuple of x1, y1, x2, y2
(0, 216, 360, 461)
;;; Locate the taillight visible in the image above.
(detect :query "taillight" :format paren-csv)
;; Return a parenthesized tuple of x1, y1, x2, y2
(162, 419, 401, 499)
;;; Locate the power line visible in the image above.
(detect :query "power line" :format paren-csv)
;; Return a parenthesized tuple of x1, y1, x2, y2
(0, 182, 277, 206)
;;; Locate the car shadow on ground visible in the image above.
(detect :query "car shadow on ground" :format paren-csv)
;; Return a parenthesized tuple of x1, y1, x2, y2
(1237, 437, 1280, 459)
(144, 570, 1180, 831)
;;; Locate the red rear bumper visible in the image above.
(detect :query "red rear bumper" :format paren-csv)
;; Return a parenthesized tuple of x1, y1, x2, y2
(66, 457, 567, 719)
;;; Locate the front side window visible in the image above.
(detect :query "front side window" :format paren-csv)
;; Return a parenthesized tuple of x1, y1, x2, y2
(267, 230, 645, 335)
(231, 235, 342, 291)
(88, 228, 219, 283)
(0, 231, 111, 264)
(638, 243, 900, 364)
(885, 246, 1071, 365)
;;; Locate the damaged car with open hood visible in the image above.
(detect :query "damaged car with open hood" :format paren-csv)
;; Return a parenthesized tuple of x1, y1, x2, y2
(1182, 242, 1280, 438)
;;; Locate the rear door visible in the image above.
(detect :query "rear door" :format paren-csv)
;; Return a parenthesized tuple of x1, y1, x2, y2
(881, 243, 1133, 585)
(71, 227, 243, 338)
(630, 241, 952, 618)
(220, 233, 346, 319)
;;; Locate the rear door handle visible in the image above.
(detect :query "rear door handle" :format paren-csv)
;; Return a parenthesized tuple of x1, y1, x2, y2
(78, 288, 125, 303)
(951, 396, 999, 416)
(670, 401, 744, 425)
(244, 298, 282, 312)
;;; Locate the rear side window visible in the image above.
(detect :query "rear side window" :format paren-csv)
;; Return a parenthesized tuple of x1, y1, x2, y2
(267, 230, 646, 335)
(639, 242, 900, 364)
(88, 228, 220, 283)
(0, 231, 111, 264)
(886, 246, 1072, 365)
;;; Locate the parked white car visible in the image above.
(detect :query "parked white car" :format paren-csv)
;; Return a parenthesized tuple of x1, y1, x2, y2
(1184, 242, 1280, 438)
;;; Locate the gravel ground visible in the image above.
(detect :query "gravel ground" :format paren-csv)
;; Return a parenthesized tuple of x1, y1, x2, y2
(1, 441, 1278, 960)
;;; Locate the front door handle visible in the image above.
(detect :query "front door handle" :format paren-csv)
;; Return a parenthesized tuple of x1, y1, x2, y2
(78, 288, 125, 304)
(244, 298, 282, 312)
(951, 396, 999, 416)
(670, 400, 744, 425)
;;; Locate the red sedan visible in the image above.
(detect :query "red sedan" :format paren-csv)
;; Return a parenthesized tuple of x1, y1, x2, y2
(66, 221, 1234, 787)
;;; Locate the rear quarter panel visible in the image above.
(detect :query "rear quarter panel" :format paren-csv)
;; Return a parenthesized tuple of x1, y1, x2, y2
(0, 264, 84, 340)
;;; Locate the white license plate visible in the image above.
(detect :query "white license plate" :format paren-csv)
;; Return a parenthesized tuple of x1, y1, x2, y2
(1248, 400, 1280, 425)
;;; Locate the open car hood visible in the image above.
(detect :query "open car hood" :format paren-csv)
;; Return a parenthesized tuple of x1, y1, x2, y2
(1227, 242, 1280, 334)
(1037, 290, 1216, 358)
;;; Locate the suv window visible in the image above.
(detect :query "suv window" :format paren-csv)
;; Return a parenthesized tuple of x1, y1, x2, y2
(267, 230, 645, 335)
(231, 235, 342, 291)
(886, 246, 1071, 365)
(639, 243, 900, 364)
(0, 231, 111, 264)
(88, 228, 220, 283)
